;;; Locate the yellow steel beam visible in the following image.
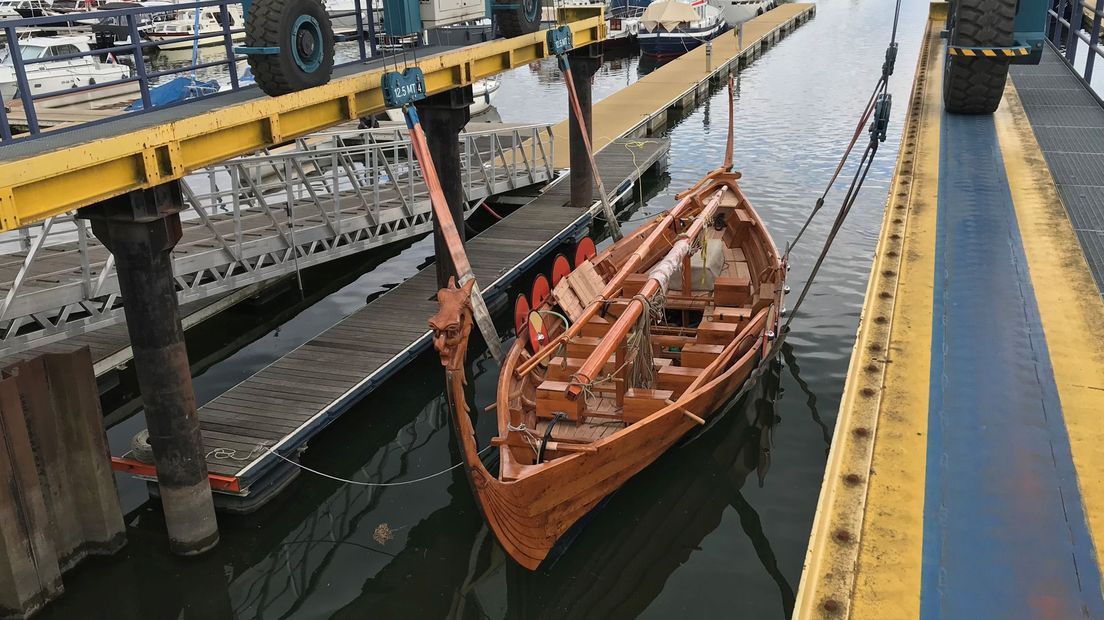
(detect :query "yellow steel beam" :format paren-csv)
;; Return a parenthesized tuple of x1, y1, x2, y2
(0, 13, 605, 232)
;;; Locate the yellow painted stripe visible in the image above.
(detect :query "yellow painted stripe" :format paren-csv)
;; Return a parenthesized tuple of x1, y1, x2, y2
(793, 11, 942, 618)
(0, 13, 610, 230)
(995, 84, 1104, 585)
(983, 49, 997, 57)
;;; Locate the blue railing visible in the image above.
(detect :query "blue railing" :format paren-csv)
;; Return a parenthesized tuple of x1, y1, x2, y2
(1049, 0, 1104, 87)
(0, 0, 386, 143)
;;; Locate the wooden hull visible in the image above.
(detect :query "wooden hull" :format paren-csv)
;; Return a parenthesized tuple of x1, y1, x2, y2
(505, 362, 783, 617)
(433, 101, 785, 569)
(449, 330, 768, 568)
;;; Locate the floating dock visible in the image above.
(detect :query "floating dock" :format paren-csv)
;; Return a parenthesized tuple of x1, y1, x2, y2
(95, 3, 816, 502)
(113, 137, 669, 503)
(795, 5, 1104, 617)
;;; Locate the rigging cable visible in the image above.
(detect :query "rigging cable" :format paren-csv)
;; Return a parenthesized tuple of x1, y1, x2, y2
(682, 0, 907, 435)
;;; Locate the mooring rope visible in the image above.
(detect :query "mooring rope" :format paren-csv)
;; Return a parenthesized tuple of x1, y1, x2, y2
(672, 0, 910, 429)
(209, 443, 493, 487)
(778, 0, 903, 326)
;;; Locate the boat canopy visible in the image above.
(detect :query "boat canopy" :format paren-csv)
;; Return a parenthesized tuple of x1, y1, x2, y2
(640, 0, 699, 31)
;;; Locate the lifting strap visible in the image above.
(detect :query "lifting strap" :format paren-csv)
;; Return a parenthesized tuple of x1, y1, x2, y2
(403, 105, 504, 361)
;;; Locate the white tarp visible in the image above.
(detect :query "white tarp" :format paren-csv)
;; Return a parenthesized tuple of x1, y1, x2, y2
(640, 0, 699, 32)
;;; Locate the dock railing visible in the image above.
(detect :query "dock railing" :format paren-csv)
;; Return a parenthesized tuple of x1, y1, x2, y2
(1049, 0, 1104, 87)
(0, 122, 555, 355)
(0, 0, 388, 143)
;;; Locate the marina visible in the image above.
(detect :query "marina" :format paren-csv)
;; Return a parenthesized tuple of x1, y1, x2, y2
(0, 0, 1103, 617)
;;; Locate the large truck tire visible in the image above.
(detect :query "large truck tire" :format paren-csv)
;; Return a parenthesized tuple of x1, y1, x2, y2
(246, 0, 335, 96)
(943, 0, 1016, 114)
(495, 0, 541, 38)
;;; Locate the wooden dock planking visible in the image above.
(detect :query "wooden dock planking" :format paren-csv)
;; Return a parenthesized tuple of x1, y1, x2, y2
(547, 3, 816, 167)
(200, 139, 670, 489)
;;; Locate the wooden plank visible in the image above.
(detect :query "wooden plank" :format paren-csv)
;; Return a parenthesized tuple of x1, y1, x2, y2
(199, 406, 303, 430)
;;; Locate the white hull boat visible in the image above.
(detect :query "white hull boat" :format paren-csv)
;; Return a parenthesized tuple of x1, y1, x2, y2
(710, 0, 774, 26)
(0, 35, 129, 101)
(145, 5, 245, 50)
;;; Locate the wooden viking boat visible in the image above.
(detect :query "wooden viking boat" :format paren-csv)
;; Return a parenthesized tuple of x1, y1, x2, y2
(428, 81, 785, 570)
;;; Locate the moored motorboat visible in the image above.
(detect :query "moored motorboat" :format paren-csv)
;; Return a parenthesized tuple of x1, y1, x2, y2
(637, 0, 727, 57)
(144, 4, 245, 50)
(429, 80, 786, 570)
(0, 35, 129, 101)
(710, 0, 774, 27)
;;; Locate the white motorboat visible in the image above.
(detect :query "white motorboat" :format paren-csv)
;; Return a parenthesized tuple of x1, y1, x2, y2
(469, 74, 499, 115)
(324, 0, 382, 30)
(709, 0, 774, 26)
(638, 0, 728, 57)
(145, 4, 244, 50)
(0, 35, 129, 101)
(0, 0, 51, 19)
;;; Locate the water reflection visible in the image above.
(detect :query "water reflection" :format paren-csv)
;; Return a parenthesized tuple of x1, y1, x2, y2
(497, 360, 789, 620)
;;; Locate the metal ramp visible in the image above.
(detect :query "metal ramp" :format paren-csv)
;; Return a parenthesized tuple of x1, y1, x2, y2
(0, 123, 555, 355)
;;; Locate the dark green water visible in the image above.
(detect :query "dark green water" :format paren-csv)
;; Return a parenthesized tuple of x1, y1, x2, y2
(43, 0, 930, 617)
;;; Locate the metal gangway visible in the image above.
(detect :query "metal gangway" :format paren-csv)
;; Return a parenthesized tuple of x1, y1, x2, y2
(0, 122, 555, 355)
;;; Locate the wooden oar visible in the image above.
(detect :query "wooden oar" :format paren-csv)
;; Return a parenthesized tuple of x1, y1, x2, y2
(406, 106, 504, 361)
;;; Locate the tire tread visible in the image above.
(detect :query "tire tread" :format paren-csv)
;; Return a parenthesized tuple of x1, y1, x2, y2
(943, 0, 1016, 114)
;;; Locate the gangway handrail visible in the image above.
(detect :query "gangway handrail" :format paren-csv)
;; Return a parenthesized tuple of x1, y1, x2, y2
(0, 121, 555, 355)
(1049, 0, 1104, 87)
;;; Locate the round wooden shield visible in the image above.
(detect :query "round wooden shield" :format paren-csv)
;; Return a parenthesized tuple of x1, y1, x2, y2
(513, 294, 530, 338)
(551, 254, 572, 287)
(528, 310, 547, 351)
(575, 237, 597, 267)
(531, 274, 551, 309)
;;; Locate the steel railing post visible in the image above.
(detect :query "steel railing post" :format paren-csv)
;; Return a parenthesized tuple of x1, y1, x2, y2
(354, 0, 367, 61)
(6, 26, 39, 135)
(1087, 0, 1104, 81)
(128, 14, 153, 110)
(1066, 0, 1081, 62)
(221, 3, 240, 89)
(0, 86, 12, 141)
(1054, 0, 1071, 45)
(367, 0, 378, 57)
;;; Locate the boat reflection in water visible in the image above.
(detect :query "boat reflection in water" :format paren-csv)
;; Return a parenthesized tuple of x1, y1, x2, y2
(498, 358, 791, 619)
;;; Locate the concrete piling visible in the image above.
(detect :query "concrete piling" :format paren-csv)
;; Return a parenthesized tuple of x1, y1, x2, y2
(84, 183, 219, 557)
(568, 48, 602, 209)
(416, 86, 475, 288)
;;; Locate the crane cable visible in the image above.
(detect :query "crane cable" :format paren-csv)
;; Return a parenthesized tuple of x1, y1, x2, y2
(680, 0, 907, 430)
(778, 0, 903, 330)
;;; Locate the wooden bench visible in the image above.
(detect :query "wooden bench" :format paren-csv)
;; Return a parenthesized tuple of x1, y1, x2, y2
(535, 380, 584, 421)
(709, 306, 751, 324)
(696, 320, 740, 345)
(715, 276, 752, 307)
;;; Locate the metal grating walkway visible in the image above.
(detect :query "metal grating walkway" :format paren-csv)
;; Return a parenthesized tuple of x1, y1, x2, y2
(1011, 46, 1104, 296)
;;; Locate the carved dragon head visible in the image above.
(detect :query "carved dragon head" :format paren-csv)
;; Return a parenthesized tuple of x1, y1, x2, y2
(428, 276, 476, 373)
